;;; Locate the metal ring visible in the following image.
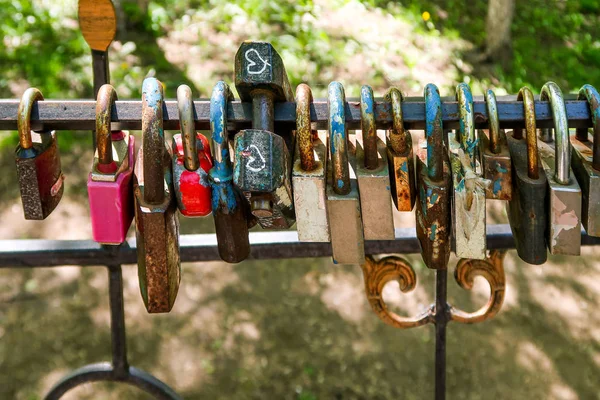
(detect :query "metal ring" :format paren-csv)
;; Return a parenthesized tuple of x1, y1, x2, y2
(456, 83, 476, 170)
(210, 81, 234, 177)
(540, 82, 570, 184)
(328, 81, 350, 195)
(424, 83, 443, 181)
(577, 84, 600, 171)
(17, 88, 44, 150)
(96, 84, 118, 165)
(295, 83, 316, 171)
(384, 87, 408, 154)
(177, 85, 199, 172)
(141, 77, 165, 204)
(484, 89, 500, 154)
(516, 87, 540, 180)
(360, 85, 377, 169)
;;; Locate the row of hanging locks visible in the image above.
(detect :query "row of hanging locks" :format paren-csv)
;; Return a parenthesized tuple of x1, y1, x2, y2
(13, 41, 600, 313)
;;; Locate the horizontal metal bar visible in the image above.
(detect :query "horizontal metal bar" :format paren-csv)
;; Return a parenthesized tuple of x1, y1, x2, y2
(2, 225, 600, 268)
(0, 96, 593, 131)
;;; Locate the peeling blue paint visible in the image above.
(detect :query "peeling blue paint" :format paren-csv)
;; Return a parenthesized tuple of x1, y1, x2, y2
(361, 85, 374, 114)
(493, 179, 502, 195)
(430, 223, 437, 241)
(400, 162, 408, 172)
(495, 163, 508, 173)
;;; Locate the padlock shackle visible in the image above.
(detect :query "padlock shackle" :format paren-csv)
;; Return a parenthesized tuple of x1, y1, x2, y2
(514, 87, 540, 180)
(384, 87, 409, 154)
(95, 84, 117, 165)
(424, 84, 444, 182)
(177, 85, 200, 171)
(484, 89, 500, 154)
(577, 84, 600, 171)
(17, 88, 44, 150)
(540, 82, 570, 185)
(141, 77, 166, 204)
(360, 85, 378, 170)
(210, 81, 234, 177)
(328, 81, 350, 195)
(455, 83, 477, 170)
(295, 83, 316, 171)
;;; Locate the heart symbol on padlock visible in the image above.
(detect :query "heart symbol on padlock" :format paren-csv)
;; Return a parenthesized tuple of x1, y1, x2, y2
(242, 144, 267, 172)
(245, 49, 270, 75)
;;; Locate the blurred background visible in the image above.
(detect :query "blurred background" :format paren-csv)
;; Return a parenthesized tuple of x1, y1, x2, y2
(1, 0, 600, 398)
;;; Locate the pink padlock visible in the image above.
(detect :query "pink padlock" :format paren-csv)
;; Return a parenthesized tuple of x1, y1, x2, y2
(87, 84, 135, 244)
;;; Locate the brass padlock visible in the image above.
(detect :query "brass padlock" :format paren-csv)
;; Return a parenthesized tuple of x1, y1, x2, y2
(506, 87, 548, 265)
(384, 87, 415, 211)
(447, 83, 488, 260)
(355, 85, 395, 240)
(292, 83, 330, 242)
(326, 81, 365, 265)
(479, 89, 512, 200)
(233, 41, 295, 229)
(15, 88, 64, 220)
(209, 81, 252, 263)
(571, 84, 600, 237)
(415, 83, 452, 270)
(133, 77, 181, 313)
(537, 82, 582, 256)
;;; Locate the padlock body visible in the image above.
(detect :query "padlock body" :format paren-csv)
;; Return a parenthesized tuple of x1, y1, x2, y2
(172, 133, 213, 217)
(15, 131, 63, 220)
(415, 143, 451, 270)
(387, 133, 415, 211)
(479, 130, 512, 200)
(233, 129, 295, 229)
(506, 134, 548, 265)
(356, 136, 395, 240)
(538, 140, 582, 255)
(87, 133, 135, 244)
(133, 143, 181, 313)
(292, 131, 329, 242)
(571, 134, 600, 236)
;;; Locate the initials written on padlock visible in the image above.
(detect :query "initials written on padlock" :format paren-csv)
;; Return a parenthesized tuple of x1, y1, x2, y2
(87, 84, 135, 245)
(233, 41, 295, 229)
(134, 77, 181, 313)
(172, 85, 213, 217)
(355, 85, 395, 240)
(15, 88, 64, 220)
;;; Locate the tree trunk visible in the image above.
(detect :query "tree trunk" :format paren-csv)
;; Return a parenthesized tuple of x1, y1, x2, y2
(484, 0, 515, 66)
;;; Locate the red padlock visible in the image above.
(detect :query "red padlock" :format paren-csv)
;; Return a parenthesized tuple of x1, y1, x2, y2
(172, 85, 213, 217)
(87, 84, 135, 244)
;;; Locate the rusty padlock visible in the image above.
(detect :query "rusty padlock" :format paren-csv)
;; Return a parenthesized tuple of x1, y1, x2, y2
(133, 77, 181, 313)
(209, 81, 252, 263)
(537, 82, 582, 256)
(415, 83, 452, 270)
(292, 83, 330, 242)
(233, 41, 295, 229)
(172, 85, 213, 217)
(15, 88, 64, 220)
(447, 83, 488, 260)
(355, 85, 395, 240)
(479, 89, 512, 200)
(384, 87, 415, 211)
(87, 84, 135, 244)
(571, 84, 600, 237)
(326, 81, 365, 265)
(506, 87, 548, 265)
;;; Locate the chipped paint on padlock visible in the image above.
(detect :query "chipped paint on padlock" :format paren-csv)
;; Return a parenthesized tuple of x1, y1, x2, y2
(15, 87, 64, 220)
(292, 83, 330, 242)
(415, 83, 451, 270)
(356, 85, 394, 240)
(479, 89, 512, 200)
(537, 82, 581, 256)
(571, 84, 600, 237)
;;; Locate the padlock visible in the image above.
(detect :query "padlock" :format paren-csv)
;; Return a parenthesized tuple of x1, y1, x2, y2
(172, 84, 213, 217)
(415, 83, 452, 270)
(15, 88, 64, 220)
(133, 77, 181, 313)
(326, 81, 365, 265)
(355, 85, 395, 240)
(87, 84, 135, 244)
(537, 82, 582, 256)
(479, 89, 512, 200)
(233, 41, 295, 229)
(384, 87, 415, 211)
(571, 84, 600, 237)
(506, 86, 548, 265)
(292, 83, 330, 242)
(447, 83, 488, 260)
(209, 81, 252, 263)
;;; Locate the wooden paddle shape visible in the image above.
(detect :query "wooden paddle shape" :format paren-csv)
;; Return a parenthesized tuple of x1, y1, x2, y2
(78, 0, 117, 96)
